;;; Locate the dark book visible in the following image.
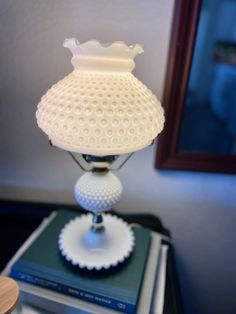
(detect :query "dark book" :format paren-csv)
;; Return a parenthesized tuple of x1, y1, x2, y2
(10, 209, 151, 314)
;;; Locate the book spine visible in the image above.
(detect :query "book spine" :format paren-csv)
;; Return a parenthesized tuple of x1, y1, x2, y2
(11, 269, 135, 314)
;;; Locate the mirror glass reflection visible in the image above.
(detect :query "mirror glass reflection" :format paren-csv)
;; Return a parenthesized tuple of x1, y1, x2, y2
(178, 0, 236, 154)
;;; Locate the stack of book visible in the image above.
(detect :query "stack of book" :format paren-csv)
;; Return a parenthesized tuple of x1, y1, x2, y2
(4, 209, 169, 314)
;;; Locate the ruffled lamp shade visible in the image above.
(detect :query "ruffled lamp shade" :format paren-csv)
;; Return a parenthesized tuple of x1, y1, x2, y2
(36, 39, 164, 156)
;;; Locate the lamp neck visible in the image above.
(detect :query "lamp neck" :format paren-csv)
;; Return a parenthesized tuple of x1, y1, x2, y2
(71, 55, 135, 73)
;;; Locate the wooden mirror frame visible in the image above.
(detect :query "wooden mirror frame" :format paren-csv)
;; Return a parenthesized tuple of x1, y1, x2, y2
(155, 0, 236, 173)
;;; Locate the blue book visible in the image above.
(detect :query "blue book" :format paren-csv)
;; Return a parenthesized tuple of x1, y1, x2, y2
(10, 209, 151, 313)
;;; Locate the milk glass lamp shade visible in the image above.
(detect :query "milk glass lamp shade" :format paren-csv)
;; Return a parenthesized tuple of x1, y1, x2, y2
(36, 39, 164, 156)
(36, 39, 165, 270)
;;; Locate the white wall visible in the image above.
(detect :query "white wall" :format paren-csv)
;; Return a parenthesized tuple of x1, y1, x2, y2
(1, 1, 236, 313)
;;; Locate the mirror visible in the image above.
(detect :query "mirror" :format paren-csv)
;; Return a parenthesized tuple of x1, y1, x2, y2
(156, 0, 236, 173)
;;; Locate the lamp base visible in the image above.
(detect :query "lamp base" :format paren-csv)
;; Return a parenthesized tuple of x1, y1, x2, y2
(58, 214, 135, 271)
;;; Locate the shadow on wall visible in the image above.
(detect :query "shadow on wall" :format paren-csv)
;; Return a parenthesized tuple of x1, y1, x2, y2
(174, 252, 201, 314)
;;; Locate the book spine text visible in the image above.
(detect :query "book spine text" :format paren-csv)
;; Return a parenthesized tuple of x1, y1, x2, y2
(11, 269, 135, 314)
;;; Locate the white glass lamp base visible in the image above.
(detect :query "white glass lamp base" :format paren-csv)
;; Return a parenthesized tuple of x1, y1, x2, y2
(58, 214, 135, 270)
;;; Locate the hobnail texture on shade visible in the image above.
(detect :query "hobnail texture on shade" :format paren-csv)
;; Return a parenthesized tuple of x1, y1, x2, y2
(36, 39, 165, 156)
(74, 172, 122, 212)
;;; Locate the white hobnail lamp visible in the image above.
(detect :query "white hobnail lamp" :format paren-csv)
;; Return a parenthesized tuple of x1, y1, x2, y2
(36, 39, 164, 270)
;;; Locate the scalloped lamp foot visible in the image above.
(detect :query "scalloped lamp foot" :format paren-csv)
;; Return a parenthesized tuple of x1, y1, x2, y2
(58, 214, 135, 270)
